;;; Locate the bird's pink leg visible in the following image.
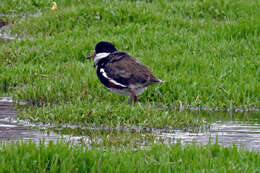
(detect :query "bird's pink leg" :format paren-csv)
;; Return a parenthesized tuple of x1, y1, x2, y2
(131, 91, 137, 104)
(128, 91, 137, 104)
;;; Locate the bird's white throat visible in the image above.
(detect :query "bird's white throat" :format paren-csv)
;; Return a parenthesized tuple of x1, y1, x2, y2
(94, 53, 110, 67)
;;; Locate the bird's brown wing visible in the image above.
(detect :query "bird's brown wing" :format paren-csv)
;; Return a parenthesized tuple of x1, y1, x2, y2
(104, 51, 160, 87)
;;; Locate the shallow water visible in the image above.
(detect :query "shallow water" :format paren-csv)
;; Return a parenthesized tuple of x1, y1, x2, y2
(0, 33, 16, 41)
(0, 12, 41, 42)
(0, 97, 91, 145)
(0, 16, 21, 42)
(0, 26, 17, 42)
(0, 97, 260, 151)
(154, 121, 260, 151)
(0, 12, 41, 18)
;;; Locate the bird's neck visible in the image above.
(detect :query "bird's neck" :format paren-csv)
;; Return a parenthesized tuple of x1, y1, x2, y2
(94, 53, 110, 67)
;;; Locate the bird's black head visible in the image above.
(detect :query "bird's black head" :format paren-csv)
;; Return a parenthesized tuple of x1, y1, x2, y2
(95, 41, 117, 54)
(87, 41, 117, 60)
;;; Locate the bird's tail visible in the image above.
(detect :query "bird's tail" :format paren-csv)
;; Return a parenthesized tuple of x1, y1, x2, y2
(158, 79, 164, 83)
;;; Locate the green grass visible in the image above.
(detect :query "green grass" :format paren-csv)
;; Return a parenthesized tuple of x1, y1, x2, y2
(16, 103, 207, 128)
(0, 141, 260, 173)
(1, 0, 259, 127)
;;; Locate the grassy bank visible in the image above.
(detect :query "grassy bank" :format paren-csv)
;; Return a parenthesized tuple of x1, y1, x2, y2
(1, 0, 259, 126)
(0, 141, 259, 173)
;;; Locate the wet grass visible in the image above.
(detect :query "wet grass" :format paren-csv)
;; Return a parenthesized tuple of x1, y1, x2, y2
(51, 127, 158, 147)
(0, 0, 259, 128)
(0, 0, 260, 132)
(16, 103, 260, 128)
(17, 103, 206, 128)
(0, 141, 260, 172)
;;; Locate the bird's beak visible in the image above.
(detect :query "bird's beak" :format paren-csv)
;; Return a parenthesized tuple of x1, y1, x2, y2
(86, 53, 96, 60)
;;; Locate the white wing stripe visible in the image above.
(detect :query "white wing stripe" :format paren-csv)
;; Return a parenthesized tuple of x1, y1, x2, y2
(100, 68, 127, 87)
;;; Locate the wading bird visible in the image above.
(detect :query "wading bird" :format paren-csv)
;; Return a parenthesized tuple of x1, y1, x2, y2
(86, 41, 163, 103)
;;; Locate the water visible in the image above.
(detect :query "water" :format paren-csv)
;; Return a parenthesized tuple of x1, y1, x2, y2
(0, 23, 18, 42)
(0, 32, 16, 41)
(0, 12, 41, 18)
(154, 121, 260, 151)
(0, 97, 91, 145)
(0, 97, 260, 151)
(0, 12, 42, 42)
(0, 14, 26, 42)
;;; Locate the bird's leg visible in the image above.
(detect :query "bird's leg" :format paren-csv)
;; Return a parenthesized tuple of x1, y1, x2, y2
(128, 91, 137, 104)
(131, 91, 137, 104)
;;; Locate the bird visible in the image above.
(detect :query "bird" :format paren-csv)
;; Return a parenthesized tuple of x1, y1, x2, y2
(86, 41, 163, 103)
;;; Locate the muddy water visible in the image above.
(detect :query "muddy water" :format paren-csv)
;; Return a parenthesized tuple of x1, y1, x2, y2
(0, 97, 260, 151)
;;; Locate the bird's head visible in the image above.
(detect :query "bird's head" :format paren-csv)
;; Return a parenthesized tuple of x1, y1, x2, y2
(86, 41, 117, 60)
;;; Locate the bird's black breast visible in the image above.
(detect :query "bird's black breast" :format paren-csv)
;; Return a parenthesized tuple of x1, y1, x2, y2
(96, 66, 109, 88)
(96, 58, 110, 88)
(96, 58, 127, 89)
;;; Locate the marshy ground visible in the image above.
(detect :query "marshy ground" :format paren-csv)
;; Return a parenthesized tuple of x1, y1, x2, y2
(1, 97, 260, 151)
(0, 0, 260, 172)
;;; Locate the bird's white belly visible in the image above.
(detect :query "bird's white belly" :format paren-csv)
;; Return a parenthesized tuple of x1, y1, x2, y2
(108, 88, 130, 96)
(134, 87, 147, 96)
(108, 87, 147, 96)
